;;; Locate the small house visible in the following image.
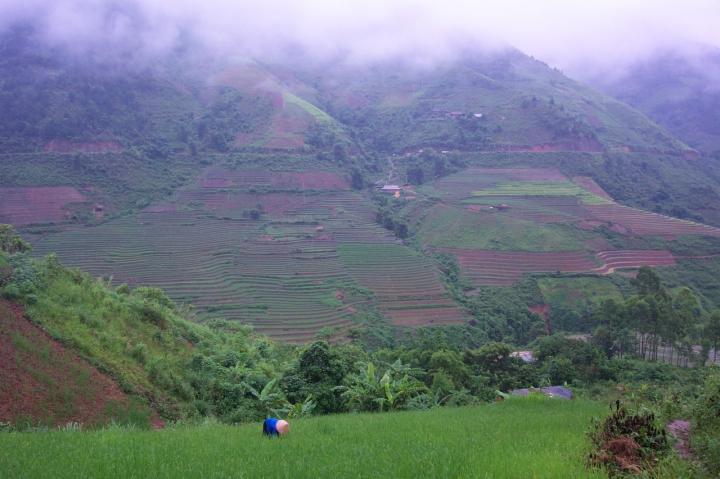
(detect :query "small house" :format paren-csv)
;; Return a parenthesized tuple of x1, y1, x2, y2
(511, 351, 535, 363)
(380, 184, 401, 194)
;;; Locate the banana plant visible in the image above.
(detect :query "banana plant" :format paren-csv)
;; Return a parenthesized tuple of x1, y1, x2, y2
(240, 378, 287, 416)
(280, 395, 317, 419)
(339, 361, 427, 412)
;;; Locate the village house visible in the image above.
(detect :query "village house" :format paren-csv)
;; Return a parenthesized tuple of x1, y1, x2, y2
(380, 184, 401, 194)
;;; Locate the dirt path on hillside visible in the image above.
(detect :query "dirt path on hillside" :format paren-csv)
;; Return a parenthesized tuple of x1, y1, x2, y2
(667, 420, 693, 460)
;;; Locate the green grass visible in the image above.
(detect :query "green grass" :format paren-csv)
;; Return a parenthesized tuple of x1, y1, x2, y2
(538, 277, 622, 310)
(416, 205, 584, 251)
(472, 182, 610, 205)
(0, 398, 606, 479)
(283, 92, 334, 124)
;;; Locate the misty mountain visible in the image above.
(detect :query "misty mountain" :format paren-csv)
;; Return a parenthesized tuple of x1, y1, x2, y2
(4, 25, 720, 229)
(591, 46, 720, 155)
(0, 26, 691, 157)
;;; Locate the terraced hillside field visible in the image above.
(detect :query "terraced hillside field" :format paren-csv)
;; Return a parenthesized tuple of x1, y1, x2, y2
(0, 187, 86, 225)
(339, 244, 466, 327)
(415, 167, 720, 287)
(33, 168, 467, 341)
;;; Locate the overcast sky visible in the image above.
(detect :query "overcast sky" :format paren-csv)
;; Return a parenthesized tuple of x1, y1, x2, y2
(2, 0, 719, 75)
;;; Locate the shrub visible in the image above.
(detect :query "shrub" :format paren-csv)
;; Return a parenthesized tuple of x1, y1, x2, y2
(138, 303, 169, 330)
(587, 401, 669, 477)
(130, 343, 148, 364)
(1, 284, 21, 300)
(692, 369, 720, 475)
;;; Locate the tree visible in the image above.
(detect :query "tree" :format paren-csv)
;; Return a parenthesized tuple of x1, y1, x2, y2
(463, 342, 527, 390)
(428, 350, 471, 390)
(0, 224, 31, 254)
(350, 169, 364, 190)
(670, 287, 700, 366)
(632, 267, 661, 296)
(592, 298, 632, 358)
(407, 166, 424, 185)
(281, 341, 350, 413)
(333, 144, 347, 163)
(705, 311, 720, 363)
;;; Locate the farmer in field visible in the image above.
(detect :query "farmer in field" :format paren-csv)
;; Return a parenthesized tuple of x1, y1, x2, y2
(263, 417, 290, 437)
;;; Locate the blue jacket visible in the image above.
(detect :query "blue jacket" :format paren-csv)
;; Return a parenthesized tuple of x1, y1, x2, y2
(263, 417, 280, 436)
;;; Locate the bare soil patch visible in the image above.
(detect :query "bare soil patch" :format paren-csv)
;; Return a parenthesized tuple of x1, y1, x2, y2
(0, 187, 86, 225)
(44, 140, 122, 153)
(667, 420, 692, 460)
(0, 300, 132, 427)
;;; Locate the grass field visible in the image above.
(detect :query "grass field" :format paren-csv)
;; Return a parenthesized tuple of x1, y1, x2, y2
(537, 277, 622, 310)
(471, 181, 610, 205)
(0, 398, 606, 479)
(416, 204, 584, 251)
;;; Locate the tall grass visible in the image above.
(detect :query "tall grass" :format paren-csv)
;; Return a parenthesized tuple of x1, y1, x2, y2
(0, 398, 606, 478)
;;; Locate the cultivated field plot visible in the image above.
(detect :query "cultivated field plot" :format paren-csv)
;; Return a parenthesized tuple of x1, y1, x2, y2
(34, 168, 466, 341)
(0, 187, 85, 225)
(593, 250, 677, 274)
(0, 399, 606, 479)
(339, 244, 467, 327)
(421, 167, 720, 286)
(425, 167, 567, 201)
(438, 248, 599, 286)
(197, 168, 349, 190)
(586, 203, 720, 238)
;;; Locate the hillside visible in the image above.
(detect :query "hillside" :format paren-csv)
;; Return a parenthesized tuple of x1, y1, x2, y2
(590, 46, 720, 155)
(284, 49, 688, 155)
(4, 27, 720, 340)
(0, 240, 294, 425)
(0, 299, 148, 427)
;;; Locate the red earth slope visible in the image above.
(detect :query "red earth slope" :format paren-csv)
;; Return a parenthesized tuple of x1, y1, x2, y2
(0, 300, 138, 427)
(0, 187, 85, 225)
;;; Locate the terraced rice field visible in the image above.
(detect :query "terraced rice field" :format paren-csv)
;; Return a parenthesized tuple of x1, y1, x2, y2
(339, 244, 467, 327)
(463, 196, 591, 224)
(471, 181, 610, 205)
(33, 168, 467, 341)
(197, 168, 349, 190)
(0, 187, 85, 225)
(592, 250, 676, 274)
(420, 166, 720, 286)
(585, 203, 720, 238)
(438, 249, 599, 286)
(438, 247, 678, 286)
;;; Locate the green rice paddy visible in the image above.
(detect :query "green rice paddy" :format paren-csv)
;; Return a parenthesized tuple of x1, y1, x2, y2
(471, 182, 610, 205)
(0, 398, 606, 479)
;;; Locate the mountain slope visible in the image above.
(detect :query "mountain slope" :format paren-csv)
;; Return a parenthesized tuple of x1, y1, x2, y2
(590, 46, 720, 155)
(277, 50, 688, 154)
(5, 29, 720, 340)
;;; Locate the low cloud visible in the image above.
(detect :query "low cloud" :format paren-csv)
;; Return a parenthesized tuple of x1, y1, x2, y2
(2, 0, 719, 74)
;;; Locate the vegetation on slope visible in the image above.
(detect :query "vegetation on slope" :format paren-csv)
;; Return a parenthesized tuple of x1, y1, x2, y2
(592, 47, 720, 154)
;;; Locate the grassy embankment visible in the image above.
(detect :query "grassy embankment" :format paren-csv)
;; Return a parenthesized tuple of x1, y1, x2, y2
(0, 398, 606, 479)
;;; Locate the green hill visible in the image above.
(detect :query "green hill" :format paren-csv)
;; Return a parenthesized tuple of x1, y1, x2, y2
(4, 27, 720, 340)
(591, 46, 720, 155)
